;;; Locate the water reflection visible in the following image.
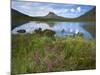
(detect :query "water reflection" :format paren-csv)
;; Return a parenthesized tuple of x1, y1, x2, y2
(12, 21, 95, 39)
(12, 22, 51, 34)
(52, 22, 93, 39)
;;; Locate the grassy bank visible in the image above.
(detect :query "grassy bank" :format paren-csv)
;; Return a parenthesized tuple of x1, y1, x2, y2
(11, 34, 96, 74)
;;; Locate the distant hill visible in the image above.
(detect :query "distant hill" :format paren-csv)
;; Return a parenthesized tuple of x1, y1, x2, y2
(44, 12, 65, 19)
(75, 7, 96, 21)
(31, 7, 96, 21)
(11, 7, 96, 29)
(31, 11, 72, 21)
(45, 12, 58, 18)
(11, 9, 33, 29)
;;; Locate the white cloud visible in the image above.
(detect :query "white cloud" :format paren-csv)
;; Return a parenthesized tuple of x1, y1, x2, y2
(12, 1, 94, 18)
(12, 1, 51, 16)
(70, 8, 75, 12)
(77, 7, 81, 12)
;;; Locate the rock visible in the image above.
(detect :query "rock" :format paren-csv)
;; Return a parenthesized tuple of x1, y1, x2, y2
(61, 29, 65, 33)
(34, 28, 55, 37)
(17, 29, 26, 33)
(43, 29, 56, 37)
(34, 28, 42, 34)
(73, 32, 84, 37)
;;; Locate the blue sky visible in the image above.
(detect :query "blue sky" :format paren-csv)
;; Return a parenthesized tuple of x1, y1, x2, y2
(12, 1, 95, 18)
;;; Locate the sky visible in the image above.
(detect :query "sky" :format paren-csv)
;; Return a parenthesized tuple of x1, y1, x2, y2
(12, 1, 95, 18)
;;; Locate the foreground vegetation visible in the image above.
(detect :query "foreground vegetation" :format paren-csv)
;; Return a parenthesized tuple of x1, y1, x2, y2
(11, 34, 96, 74)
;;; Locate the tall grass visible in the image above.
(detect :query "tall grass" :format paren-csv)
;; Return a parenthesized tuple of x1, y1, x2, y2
(11, 34, 96, 74)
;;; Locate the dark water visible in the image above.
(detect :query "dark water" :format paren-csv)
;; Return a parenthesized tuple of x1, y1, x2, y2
(12, 21, 96, 39)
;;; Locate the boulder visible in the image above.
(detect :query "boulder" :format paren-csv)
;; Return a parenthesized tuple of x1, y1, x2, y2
(43, 29, 56, 37)
(17, 29, 26, 33)
(34, 28, 42, 34)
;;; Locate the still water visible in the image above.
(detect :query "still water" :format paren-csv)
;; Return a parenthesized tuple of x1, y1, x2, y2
(12, 21, 95, 39)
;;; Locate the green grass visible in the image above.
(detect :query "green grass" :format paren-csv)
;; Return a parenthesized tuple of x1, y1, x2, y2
(11, 34, 96, 75)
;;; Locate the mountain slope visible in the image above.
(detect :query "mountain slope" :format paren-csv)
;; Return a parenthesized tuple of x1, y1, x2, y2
(11, 9, 33, 29)
(75, 7, 96, 21)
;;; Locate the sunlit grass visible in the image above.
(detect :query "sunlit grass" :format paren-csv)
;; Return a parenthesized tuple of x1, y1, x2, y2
(11, 34, 96, 74)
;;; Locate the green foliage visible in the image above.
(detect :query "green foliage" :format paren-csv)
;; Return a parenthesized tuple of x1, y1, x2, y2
(11, 34, 96, 74)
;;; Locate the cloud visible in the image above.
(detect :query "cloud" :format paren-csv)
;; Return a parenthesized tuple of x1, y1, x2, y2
(12, 1, 51, 16)
(70, 8, 75, 12)
(77, 7, 81, 12)
(12, 1, 94, 18)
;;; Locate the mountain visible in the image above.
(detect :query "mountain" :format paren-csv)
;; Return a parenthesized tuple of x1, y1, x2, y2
(11, 7, 96, 29)
(44, 12, 63, 19)
(30, 12, 68, 21)
(75, 7, 96, 21)
(11, 9, 33, 29)
(31, 7, 96, 21)
(46, 12, 58, 17)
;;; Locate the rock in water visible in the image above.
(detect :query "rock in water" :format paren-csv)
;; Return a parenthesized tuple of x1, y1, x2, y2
(43, 29, 56, 37)
(17, 29, 26, 33)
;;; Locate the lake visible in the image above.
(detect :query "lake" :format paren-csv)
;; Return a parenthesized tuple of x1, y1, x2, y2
(11, 21, 96, 39)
